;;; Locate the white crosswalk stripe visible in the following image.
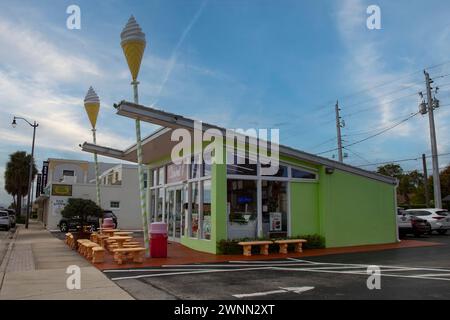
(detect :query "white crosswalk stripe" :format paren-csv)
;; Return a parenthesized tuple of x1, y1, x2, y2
(104, 259, 450, 282)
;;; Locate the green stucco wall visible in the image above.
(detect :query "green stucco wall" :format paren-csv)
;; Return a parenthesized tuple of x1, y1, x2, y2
(290, 182, 319, 236)
(317, 167, 397, 247)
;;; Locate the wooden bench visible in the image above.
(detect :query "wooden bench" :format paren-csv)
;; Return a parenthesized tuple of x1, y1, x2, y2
(238, 241, 273, 256)
(113, 247, 146, 264)
(274, 239, 307, 254)
(92, 247, 105, 263)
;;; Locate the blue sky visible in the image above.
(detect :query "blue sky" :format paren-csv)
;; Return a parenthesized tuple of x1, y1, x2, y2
(1, 0, 450, 206)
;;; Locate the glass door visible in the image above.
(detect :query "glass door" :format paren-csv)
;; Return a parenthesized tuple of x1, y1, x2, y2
(165, 186, 183, 242)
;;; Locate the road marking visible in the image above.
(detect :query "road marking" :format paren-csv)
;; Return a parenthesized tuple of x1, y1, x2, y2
(104, 268, 208, 273)
(228, 260, 308, 264)
(233, 289, 287, 298)
(107, 258, 450, 283)
(274, 267, 450, 282)
(233, 286, 314, 298)
(280, 286, 315, 294)
(161, 263, 314, 268)
(111, 266, 274, 281)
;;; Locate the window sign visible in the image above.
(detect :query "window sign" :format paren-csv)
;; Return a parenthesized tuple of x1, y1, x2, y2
(270, 212, 282, 232)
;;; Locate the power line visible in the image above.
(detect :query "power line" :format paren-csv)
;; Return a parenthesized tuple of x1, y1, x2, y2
(316, 112, 420, 155)
(295, 60, 450, 115)
(354, 152, 450, 168)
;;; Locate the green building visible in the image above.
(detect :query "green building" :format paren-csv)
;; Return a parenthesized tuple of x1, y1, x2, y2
(82, 101, 398, 254)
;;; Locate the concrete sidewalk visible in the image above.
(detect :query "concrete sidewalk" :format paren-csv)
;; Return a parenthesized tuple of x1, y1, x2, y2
(0, 221, 133, 300)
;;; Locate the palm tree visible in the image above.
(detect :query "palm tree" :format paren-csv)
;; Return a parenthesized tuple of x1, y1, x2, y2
(4, 151, 37, 217)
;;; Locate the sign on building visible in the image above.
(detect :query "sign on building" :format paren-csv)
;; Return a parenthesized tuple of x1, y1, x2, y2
(51, 184, 73, 196)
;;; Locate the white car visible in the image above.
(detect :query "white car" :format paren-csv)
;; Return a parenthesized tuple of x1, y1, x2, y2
(0, 210, 11, 231)
(406, 208, 450, 235)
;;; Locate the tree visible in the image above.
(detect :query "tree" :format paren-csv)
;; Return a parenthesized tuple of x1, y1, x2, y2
(4, 151, 37, 216)
(61, 198, 102, 228)
(377, 164, 403, 178)
(440, 164, 450, 199)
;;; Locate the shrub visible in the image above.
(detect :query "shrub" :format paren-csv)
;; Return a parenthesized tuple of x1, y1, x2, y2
(61, 198, 102, 227)
(217, 234, 325, 254)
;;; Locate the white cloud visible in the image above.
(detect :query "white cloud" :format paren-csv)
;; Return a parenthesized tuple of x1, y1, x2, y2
(0, 19, 101, 84)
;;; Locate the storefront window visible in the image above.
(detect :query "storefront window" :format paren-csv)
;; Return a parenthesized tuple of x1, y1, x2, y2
(152, 169, 158, 186)
(262, 181, 288, 238)
(291, 167, 316, 180)
(156, 188, 164, 222)
(227, 179, 257, 239)
(182, 185, 189, 237)
(165, 189, 174, 237)
(158, 167, 165, 185)
(201, 180, 212, 240)
(203, 161, 212, 177)
(167, 163, 188, 184)
(226, 151, 256, 176)
(262, 164, 288, 177)
(190, 182, 200, 237)
(150, 189, 156, 222)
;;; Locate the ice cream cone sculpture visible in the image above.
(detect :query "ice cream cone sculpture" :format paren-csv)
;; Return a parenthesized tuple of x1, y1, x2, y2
(84, 86, 100, 128)
(120, 16, 146, 81)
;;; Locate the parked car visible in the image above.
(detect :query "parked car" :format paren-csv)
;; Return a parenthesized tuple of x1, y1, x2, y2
(0, 210, 11, 231)
(397, 208, 431, 236)
(58, 210, 118, 232)
(406, 208, 450, 235)
(6, 209, 16, 228)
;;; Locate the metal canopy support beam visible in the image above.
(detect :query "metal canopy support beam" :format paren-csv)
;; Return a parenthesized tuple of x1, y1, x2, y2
(81, 142, 125, 159)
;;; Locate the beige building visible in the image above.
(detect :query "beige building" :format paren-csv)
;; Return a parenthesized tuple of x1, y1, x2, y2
(35, 158, 145, 231)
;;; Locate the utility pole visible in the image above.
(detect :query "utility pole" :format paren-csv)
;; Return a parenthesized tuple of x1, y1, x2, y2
(335, 100, 344, 162)
(423, 70, 442, 208)
(422, 153, 430, 207)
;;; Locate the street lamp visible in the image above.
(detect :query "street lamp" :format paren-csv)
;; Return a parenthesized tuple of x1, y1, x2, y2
(84, 86, 101, 206)
(120, 15, 150, 256)
(11, 116, 39, 229)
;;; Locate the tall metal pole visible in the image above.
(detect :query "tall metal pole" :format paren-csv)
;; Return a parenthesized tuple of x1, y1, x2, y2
(422, 153, 430, 207)
(132, 80, 150, 256)
(424, 70, 442, 208)
(335, 100, 343, 163)
(25, 122, 37, 229)
(92, 129, 101, 206)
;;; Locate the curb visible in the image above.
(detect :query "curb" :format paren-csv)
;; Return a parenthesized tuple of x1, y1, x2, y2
(0, 227, 19, 289)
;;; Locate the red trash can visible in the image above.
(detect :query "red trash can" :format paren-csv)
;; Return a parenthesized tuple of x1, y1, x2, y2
(150, 222, 168, 258)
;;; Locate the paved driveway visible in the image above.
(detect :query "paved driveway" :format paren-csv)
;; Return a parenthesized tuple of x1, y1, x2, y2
(105, 234, 450, 300)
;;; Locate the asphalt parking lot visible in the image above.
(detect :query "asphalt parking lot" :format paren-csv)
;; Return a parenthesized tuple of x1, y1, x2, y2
(104, 234, 450, 300)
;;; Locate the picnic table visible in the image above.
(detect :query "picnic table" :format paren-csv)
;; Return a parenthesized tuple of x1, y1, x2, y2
(114, 231, 134, 236)
(97, 234, 110, 247)
(101, 229, 120, 237)
(108, 236, 133, 249)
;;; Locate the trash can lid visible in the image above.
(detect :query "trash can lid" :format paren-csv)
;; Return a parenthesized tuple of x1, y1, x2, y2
(150, 222, 167, 234)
